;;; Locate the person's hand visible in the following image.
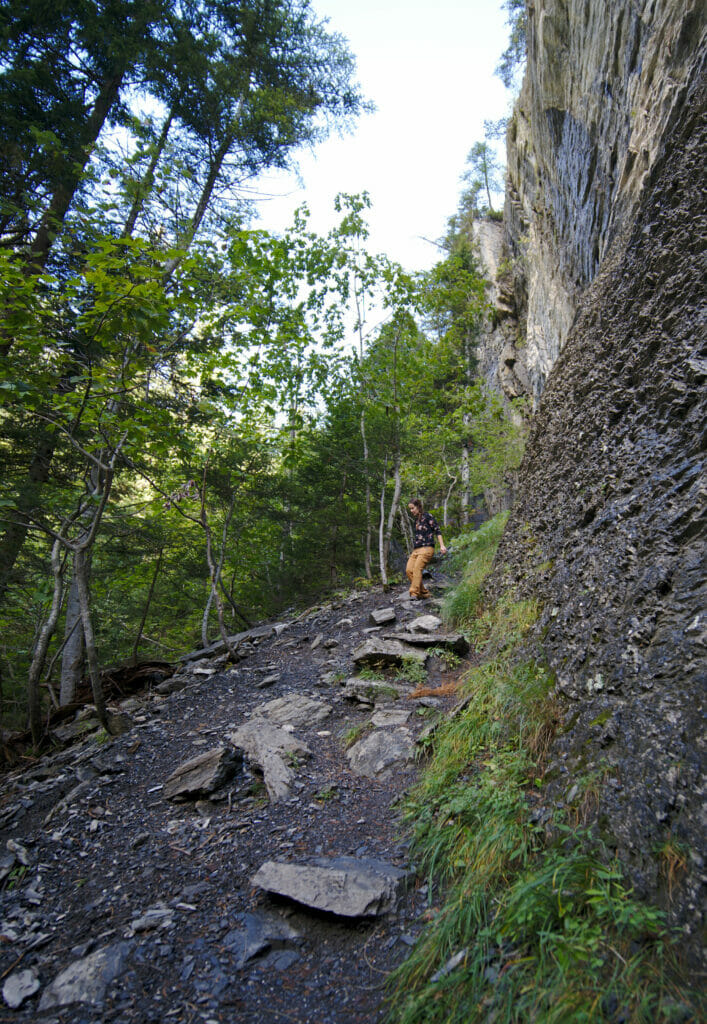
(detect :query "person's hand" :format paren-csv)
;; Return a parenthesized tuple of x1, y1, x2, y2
(440, 544, 447, 555)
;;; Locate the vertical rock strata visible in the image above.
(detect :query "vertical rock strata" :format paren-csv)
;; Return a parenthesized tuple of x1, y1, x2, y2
(489, 42, 706, 961)
(483, 0, 706, 403)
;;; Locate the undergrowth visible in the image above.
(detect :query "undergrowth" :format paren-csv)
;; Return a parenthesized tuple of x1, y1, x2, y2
(387, 513, 701, 1024)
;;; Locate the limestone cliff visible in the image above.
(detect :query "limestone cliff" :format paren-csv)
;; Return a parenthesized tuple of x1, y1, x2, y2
(478, 0, 706, 404)
(485, 1, 706, 964)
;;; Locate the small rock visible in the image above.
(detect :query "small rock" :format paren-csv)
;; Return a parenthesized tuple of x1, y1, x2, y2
(369, 608, 396, 626)
(3, 969, 40, 1008)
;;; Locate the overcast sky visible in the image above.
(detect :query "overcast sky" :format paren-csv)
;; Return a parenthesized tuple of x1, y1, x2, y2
(254, 0, 511, 272)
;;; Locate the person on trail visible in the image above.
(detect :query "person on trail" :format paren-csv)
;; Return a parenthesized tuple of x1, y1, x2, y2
(406, 499, 447, 599)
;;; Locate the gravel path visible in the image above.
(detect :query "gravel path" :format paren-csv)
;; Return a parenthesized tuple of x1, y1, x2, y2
(0, 575, 465, 1023)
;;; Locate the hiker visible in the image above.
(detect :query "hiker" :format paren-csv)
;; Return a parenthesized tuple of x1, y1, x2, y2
(406, 499, 447, 599)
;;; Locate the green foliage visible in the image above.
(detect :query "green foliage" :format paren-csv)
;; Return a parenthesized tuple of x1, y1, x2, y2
(395, 658, 428, 688)
(496, 0, 528, 90)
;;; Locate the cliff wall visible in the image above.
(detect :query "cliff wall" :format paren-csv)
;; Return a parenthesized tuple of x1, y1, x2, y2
(477, 0, 706, 404)
(486, 2, 706, 963)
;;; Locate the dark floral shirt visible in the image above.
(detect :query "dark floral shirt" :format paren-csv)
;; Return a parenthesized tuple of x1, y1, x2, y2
(414, 512, 440, 549)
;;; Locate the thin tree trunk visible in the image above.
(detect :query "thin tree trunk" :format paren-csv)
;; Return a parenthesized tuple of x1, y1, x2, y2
(74, 548, 109, 731)
(122, 110, 174, 238)
(27, 539, 64, 746)
(378, 457, 389, 587)
(361, 410, 372, 578)
(59, 576, 84, 705)
(461, 437, 470, 525)
(131, 547, 163, 664)
(201, 487, 239, 659)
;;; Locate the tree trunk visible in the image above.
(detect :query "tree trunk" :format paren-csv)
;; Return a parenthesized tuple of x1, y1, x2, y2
(461, 438, 470, 526)
(361, 410, 372, 578)
(378, 459, 389, 587)
(59, 576, 84, 705)
(27, 540, 64, 746)
(28, 69, 125, 275)
(73, 548, 109, 731)
(122, 110, 174, 239)
(131, 547, 163, 664)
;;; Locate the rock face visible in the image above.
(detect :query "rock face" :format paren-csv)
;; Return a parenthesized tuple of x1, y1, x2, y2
(488, 50, 706, 960)
(477, 0, 707, 405)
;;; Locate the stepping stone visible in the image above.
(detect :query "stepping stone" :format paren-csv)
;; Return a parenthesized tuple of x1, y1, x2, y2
(343, 679, 401, 706)
(352, 638, 427, 669)
(3, 970, 39, 1009)
(251, 856, 410, 917)
(383, 631, 469, 655)
(346, 727, 414, 778)
(370, 708, 411, 728)
(255, 694, 332, 729)
(369, 607, 396, 626)
(164, 746, 242, 801)
(409, 614, 443, 632)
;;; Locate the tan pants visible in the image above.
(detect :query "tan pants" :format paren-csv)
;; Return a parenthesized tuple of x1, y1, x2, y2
(406, 546, 434, 598)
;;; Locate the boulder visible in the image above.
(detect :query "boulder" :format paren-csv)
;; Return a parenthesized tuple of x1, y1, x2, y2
(163, 746, 241, 801)
(370, 708, 411, 728)
(251, 856, 410, 917)
(346, 728, 414, 778)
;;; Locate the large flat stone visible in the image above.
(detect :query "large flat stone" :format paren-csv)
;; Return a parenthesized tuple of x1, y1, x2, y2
(383, 631, 469, 655)
(251, 856, 410, 917)
(163, 746, 241, 801)
(255, 694, 332, 730)
(352, 638, 427, 669)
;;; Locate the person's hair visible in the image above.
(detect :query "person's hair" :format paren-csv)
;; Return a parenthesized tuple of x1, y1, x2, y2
(409, 499, 423, 513)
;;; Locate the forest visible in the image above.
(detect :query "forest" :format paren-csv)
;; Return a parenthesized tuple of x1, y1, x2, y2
(0, 0, 524, 744)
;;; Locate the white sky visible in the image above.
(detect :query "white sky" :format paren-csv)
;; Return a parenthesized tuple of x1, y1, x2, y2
(253, 0, 511, 272)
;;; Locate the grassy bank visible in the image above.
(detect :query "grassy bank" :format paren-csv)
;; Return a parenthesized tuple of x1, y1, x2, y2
(388, 514, 701, 1024)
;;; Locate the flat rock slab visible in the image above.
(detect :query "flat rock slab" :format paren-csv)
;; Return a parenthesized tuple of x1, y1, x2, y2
(251, 856, 410, 917)
(229, 719, 311, 802)
(383, 631, 469, 655)
(163, 745, 242, 801)
(346, 727, 414, 778)
(39, 941, 132, 1011)
(409, 614, 443, 632)
(343, 678, 401, 706)
(369, 607, 396, 626)
(370, 708, 412, 728)
(352, 638, 427, 668)
(255, 694, 332, 730)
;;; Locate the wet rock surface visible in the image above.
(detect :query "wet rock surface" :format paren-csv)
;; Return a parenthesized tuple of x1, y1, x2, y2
(488, 64, 707, 964)
(0, 572, 464, 1021)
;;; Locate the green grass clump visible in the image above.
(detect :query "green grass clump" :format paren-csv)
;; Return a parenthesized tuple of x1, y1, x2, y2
(387, 512, 701, 1024)
(442, 513, 509, 628)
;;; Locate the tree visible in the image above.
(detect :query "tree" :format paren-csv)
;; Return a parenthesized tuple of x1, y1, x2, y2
(495, 0, 527, 90)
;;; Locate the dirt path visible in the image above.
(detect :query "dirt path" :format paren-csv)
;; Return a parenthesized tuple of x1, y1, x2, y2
(0, 574, 466, 1023)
